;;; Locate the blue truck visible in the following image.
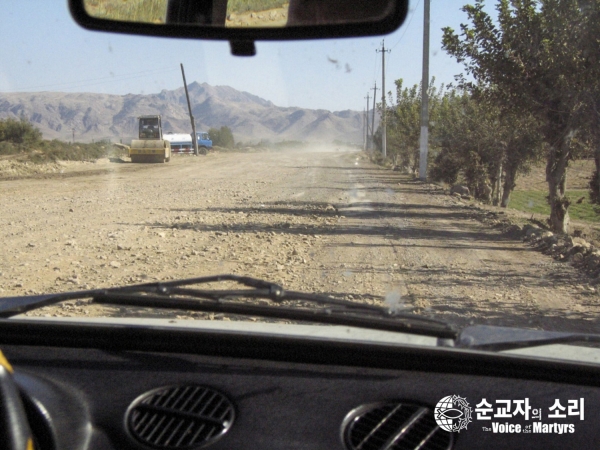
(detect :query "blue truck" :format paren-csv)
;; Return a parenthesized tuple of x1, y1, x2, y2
(163, 131, 213, 154)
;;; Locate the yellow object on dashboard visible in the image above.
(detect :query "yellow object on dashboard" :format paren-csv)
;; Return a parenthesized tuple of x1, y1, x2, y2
(0, 350, 13, 374)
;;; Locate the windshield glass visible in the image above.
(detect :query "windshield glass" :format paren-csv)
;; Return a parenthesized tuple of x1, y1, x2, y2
(139, 116, 161, 139)
(1, 1, 599, 354)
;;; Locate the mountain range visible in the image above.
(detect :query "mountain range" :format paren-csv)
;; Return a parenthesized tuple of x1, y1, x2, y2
(0, 82, 373, 145)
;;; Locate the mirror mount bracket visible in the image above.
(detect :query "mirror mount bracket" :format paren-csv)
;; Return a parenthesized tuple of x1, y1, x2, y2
(230, 41, 257, 57)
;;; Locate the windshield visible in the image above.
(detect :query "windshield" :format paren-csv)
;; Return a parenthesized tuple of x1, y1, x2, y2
(1, 1, 599, 355)
(139, 116, 161, 139)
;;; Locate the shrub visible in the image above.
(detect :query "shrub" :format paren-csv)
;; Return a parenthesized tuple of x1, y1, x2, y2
(0, 141, 20, 155)
(0, 117, 42, 145)
(430, 149, 461, 185)
(208, 126, 235, 148)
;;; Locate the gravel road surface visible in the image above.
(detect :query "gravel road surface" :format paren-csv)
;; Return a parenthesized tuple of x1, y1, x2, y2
(1, 149, 598, 333)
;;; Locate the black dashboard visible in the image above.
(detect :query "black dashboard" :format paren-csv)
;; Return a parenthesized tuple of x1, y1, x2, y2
(1, 319, 600, 449)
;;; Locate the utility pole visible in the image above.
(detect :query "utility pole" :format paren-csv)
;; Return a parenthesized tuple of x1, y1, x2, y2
(72, 128, 75, 144)
(364, 93, 370, 151)
(180, 63, 199, 156)
(376, 42, 390, 158)
(419, 0, 430, 180)
(363, 108, 367, 151)
(371, 82, 378, 150)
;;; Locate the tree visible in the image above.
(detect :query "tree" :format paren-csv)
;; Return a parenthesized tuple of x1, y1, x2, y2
(431, 90, 500, 200)
(208, 126, 235, 148)
(386, 80, 422, 172)
(580, 1, 600, 205)
(442, 0, 595, 233)
(383, 78, 443, 173)
(496, 108, 545, 207)
(0, 117, 42, 145)
(429, 87, 543, 205)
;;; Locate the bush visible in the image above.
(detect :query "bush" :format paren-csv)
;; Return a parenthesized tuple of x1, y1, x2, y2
(208, 126, 235, 148)
(0, 141, 21, 156)
(0, 117, 42, 145)
(0, 117, 117, 163)
(430, 149, 461, 185)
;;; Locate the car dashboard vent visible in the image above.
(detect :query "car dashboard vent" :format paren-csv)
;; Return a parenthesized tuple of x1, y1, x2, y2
(126, 384, 235, 449)
(342, 402, 453, 450)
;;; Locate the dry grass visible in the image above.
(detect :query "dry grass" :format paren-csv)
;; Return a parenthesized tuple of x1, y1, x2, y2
(227, 0, 289, 14)
(515, 159, 594, 191)
(84, 0, 288, 23)
(84, 0, 167, 24)
(507, 159, 600, 241)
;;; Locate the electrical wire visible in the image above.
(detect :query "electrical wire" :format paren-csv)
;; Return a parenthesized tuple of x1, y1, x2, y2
(6, 66, 180, 92)
(372, 46, 380, 89)
(391, 0, 421, 49)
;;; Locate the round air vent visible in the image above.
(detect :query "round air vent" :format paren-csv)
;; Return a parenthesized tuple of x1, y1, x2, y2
(125, 384, 235, 449)
(342, 402, 453, 450)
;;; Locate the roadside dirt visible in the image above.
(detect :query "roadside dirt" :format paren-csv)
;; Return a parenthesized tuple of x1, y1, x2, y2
(0, 157, 130, 180)
(1, 149, 599, 333)
(226, 4, 288, 28)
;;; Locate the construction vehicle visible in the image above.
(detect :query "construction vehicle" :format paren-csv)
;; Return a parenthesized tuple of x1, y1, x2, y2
(129, 115, 171, 163)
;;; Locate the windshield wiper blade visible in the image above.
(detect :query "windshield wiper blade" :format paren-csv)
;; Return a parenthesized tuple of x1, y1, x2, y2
(455, 325, 600, 351)
(0, 290, 99, 317)
(95, 274, 458, 338)
(0, 274, 458, 339)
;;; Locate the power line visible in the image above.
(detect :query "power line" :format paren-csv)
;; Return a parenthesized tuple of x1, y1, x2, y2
(391, 0, 421, 50)
(372, 48, 380, 89)
(5, 66, 180, 92)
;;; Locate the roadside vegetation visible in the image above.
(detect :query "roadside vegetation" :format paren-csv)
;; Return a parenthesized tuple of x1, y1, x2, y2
(84, 0, 167, 23)
(228, 0, 288, 14)
(0, 117, 117, 163)
(84, 0, 288, 22)
(374, 0, 600, 233)
(510, 190, 600, 223)
(208, 126, 235, 149)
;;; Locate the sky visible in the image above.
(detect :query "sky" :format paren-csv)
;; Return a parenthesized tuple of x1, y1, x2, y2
(0, 1, 484, 112)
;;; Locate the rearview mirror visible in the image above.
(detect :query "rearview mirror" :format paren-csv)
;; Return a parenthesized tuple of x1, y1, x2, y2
(70, 0, 408, 51)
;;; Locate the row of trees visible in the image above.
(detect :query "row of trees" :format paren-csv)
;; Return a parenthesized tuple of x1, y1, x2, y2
(376, 0, 600, 234)
(378, 80, 545, 208)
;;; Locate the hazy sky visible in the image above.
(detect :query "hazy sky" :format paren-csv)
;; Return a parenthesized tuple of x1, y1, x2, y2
(0, 1, 483, 112)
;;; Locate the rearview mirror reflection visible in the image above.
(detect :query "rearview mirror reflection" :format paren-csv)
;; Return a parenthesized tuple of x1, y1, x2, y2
(83, 0, 396, 29)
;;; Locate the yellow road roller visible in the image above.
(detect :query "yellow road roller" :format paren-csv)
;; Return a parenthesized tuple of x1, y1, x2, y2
(130, 115, 171, 163)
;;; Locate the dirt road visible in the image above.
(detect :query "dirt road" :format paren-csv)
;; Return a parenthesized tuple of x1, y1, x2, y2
(1, 149, 598, 333)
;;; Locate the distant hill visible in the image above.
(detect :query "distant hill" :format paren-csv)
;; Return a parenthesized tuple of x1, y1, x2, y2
(0, 82, 375, 145)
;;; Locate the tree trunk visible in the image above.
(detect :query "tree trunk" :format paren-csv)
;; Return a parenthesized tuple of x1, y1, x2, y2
(546, 141, 571, 234)
(494, 161, 503, 206)
(412, 148, 419, 175)
(590, 146, 600, 204)
(501, 163, 517, 208)
(490, 173, 498, 204)
(596, 147, 600, 198)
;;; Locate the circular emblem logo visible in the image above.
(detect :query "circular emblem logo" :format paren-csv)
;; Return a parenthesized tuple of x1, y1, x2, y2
(434, 395, 473, 432)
